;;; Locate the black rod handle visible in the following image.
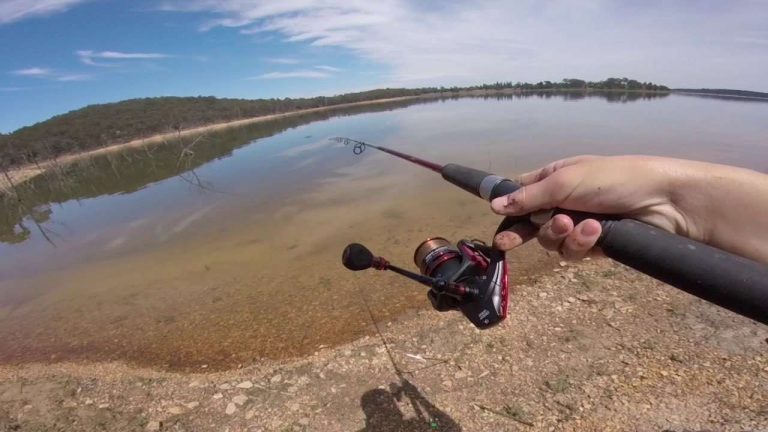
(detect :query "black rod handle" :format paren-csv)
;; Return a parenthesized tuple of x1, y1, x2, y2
(598, 219, 768, 324)
(482, 173, 768, 325)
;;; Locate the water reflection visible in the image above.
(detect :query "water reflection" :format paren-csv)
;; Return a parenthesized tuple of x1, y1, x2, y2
(0, 91, 671, 247)
(0, 98, 428, 246)
(0, 91, 765, 371)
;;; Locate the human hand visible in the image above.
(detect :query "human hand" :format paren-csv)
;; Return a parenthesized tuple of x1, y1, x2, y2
(490, 155, 698, 260)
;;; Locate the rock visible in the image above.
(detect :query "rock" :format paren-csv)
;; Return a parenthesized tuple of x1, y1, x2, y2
(84, 398, 94, 405)
(212, 393, 223, 399)
(233, 395, 248, 406)
(62, 401, 77, 408)
(442, 380, 453, 389)
(270, 374, 283, 384)
(185, 402, 199, 409)
(219, 383, 232, 390)
(567, 297, 576, 303)
(538, 292, 548, 298)
(299, 418, 310, 426)
(245, 409, 255, 420)
(188, 380, 202, 388)
(559, 261, 567, 267)
(98, 403, 110, 409)
(168, 406, 184, 415)
(236, 380, 253, 389)
(225, 402, 236, 415)
(454, 370, 469, 379)
(146, 420, 161, 431)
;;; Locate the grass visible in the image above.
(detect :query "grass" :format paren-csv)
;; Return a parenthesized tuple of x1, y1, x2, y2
(475, 402, 534, 427)
(545, 376, 570, 393)
(503, 403, 529, 422)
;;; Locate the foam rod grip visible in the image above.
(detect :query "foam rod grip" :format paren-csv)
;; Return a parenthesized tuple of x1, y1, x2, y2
(598, 219, 768, 325)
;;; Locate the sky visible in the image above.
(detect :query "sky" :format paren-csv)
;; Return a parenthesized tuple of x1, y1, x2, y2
(1, 0, 767, 133)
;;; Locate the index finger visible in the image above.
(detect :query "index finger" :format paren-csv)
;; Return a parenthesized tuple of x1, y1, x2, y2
(516, 155, 598, 186)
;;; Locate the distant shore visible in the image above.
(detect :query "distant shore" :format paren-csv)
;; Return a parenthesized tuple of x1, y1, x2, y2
(0, 95, 424, 193)
(0, 88, 670, 193)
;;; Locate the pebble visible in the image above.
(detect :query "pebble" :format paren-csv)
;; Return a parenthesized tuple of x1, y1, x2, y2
(454, 370, 470, 379)
(442, 380, 453, 389)
(146, 420, 161, 431)
(219, 383, 232, 390)
(270, 374, 283, 384)
(212, 393, 223, 399)
(237, 380, 253, 389)
(84, 398, 93, 405)
(188, 380, 202, 388)
(245, 409, 255, 420)
(559, 261, 567, 267)
(233, 395, 248, 406)
(567, 297, 576, 303)
(168, 406, 184, 415)
(299, 418, 310, 426)
(98, 403, 110, 409)
(225, 402, 236, 415)
(185, 402, 199, 409)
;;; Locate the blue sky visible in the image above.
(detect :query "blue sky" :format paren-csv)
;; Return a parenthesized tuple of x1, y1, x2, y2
(1, 0, 767, 133)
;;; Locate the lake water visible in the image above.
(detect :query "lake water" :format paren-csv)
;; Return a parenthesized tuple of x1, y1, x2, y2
(1, 92, 767, 370)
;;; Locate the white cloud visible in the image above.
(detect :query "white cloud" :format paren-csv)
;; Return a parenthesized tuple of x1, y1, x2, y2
(251, 70, 331, 79)
(77, 50, 170, 66)
(56, 74, 91, 81)
(264, 57, 300, 64)
(162, 0, 768, 90)
(11, 67, 52, 76)
(315, 65, 342, 72)
(0, 0, 90, 24)
(10, 67, 89, 82)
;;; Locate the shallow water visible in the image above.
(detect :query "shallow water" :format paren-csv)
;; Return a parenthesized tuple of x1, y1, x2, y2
(1, 92, 766, 370)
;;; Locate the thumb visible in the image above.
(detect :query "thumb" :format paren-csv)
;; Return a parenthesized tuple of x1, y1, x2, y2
(490, 176, 565, 216)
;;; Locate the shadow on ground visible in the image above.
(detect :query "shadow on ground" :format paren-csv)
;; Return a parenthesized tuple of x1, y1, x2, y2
(359, 378, 461, 431)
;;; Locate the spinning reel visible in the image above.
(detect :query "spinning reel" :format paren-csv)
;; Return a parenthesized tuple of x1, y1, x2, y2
(342, 238, 509, 329)
(337, 137, 768, 327)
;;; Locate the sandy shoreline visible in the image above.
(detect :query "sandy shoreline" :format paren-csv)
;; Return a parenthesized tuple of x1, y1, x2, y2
(0, 95, 423, 193)
(1, 260, 766, 431)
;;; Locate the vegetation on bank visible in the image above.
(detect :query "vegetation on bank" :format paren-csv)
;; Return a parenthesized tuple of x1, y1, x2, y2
(0, 78, 668, 168)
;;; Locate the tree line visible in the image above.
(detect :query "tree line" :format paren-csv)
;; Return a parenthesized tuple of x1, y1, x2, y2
(0, 78, 668, 168)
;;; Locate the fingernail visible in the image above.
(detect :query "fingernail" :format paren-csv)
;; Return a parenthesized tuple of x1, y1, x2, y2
(491, 197, 506, 212)
(505, 192, 519, 207)
(494, 232, 522, 249)
(580, 221, 601, 237)
(551, 218, 569, 235)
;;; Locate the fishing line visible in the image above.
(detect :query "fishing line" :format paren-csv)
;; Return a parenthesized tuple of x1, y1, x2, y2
(355, 284, 404, 378)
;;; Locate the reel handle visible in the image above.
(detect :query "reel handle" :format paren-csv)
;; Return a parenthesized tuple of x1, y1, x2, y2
(490, 180, 768, 325)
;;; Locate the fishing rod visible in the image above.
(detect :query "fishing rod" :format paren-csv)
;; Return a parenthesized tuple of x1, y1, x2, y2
(336, 137, 768, 326)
